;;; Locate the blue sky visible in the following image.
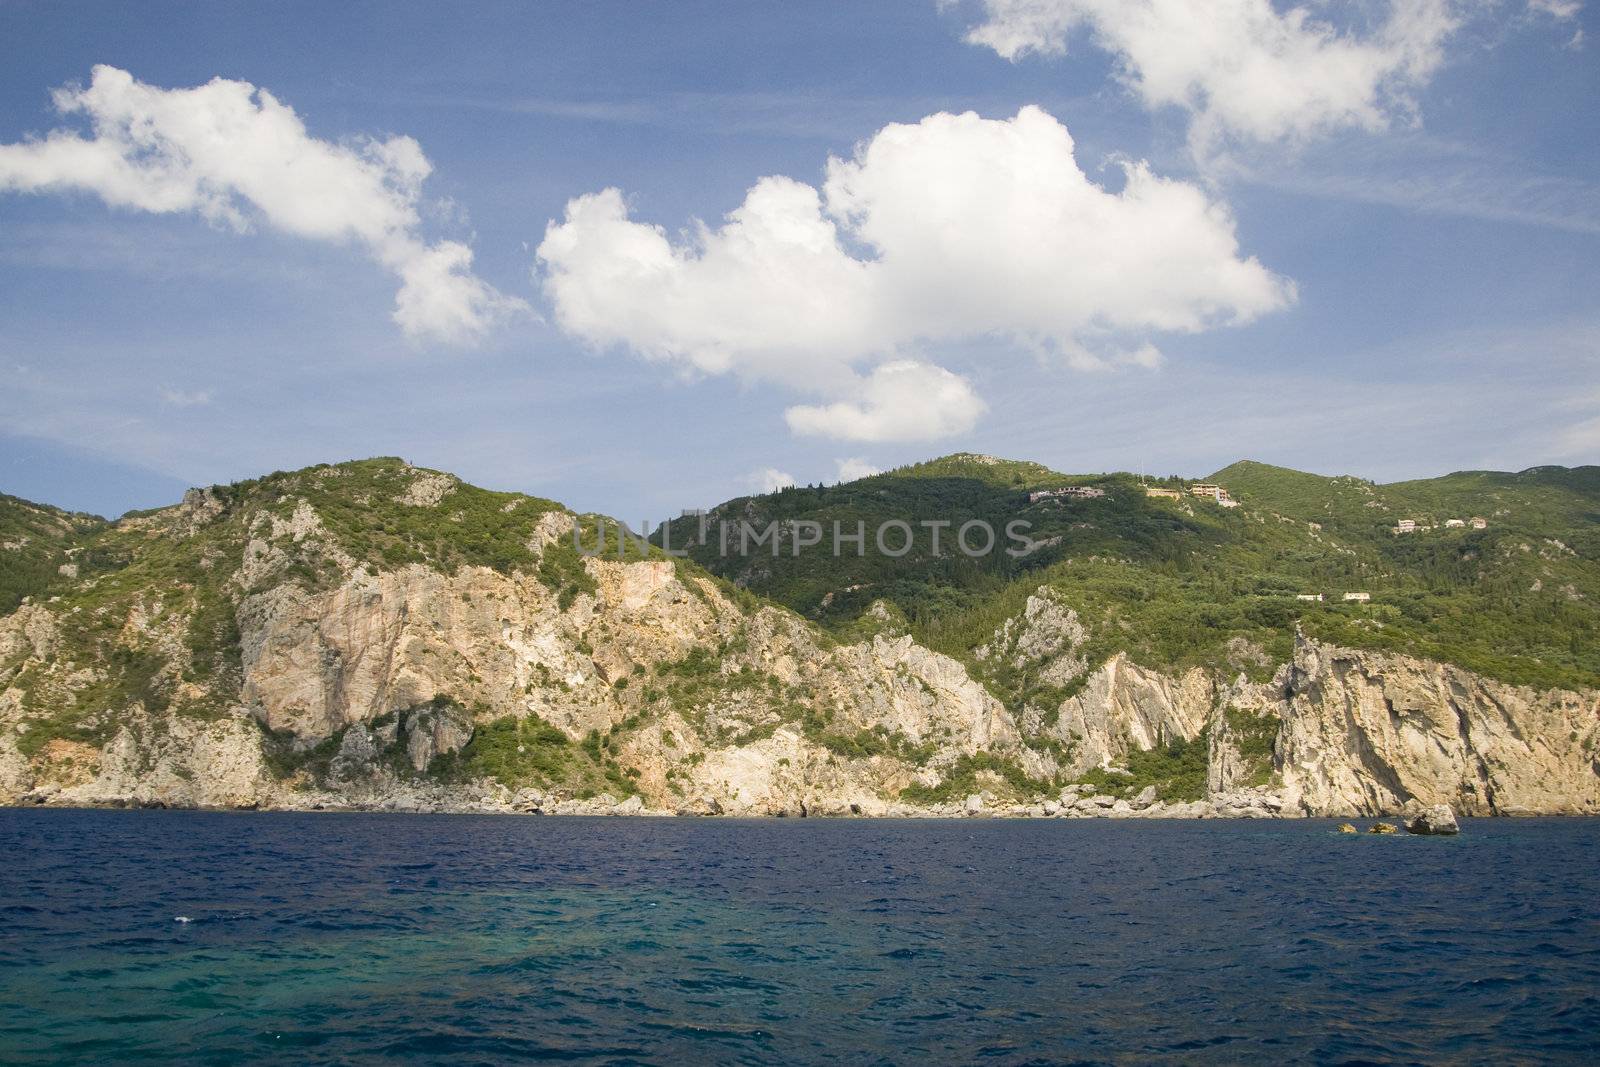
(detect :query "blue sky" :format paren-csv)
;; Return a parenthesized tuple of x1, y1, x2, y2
(1, 1, 1596, 519)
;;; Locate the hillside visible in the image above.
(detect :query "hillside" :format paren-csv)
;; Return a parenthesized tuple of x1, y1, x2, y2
(1, 455, 1597, 818)
(0, 494, 105, 615)
(661, 454, 1600, 696)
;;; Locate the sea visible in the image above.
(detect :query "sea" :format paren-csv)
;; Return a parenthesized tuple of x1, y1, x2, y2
(1, 810, 1597, 1064)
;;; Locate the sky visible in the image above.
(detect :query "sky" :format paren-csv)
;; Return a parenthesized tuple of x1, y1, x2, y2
(0, 0, 1596, 519)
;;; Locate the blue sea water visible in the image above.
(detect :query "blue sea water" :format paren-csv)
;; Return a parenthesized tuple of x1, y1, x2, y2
(1, 812, 1597, 1065)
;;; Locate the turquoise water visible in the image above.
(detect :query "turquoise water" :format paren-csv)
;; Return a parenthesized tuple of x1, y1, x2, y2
(1, 811, 1597, 1063)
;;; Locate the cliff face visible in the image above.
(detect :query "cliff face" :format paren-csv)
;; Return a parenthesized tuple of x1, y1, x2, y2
(1274, 641, 1600, 816)
(0, 486, 1024, 814)
(1, 464, 1595, 817)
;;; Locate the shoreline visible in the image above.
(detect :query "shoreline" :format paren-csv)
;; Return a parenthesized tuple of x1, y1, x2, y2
(2, 799, 1585, 819)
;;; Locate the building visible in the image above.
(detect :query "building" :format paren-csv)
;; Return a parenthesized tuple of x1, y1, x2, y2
(1342, 592, 1371, 602)
(1470, 517, 1488, 529)
(1144, 487, 1181, 500)
(1394, 519, 1417, 534)
(1445, 518, 1466, 528)
(1028, 486, 1106, 503)
(1296, 593, 1324, 602)
(1186, 482, 1239, 507)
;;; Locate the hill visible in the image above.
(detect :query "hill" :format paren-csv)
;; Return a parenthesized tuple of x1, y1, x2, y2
(661, 455, 1600, 695)
(2, 455, 1597, 818)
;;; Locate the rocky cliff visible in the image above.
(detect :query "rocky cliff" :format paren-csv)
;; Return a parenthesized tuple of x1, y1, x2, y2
(2, 460, 1595, 817)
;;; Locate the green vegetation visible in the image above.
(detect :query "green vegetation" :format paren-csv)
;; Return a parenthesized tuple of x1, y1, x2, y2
(0, 493, 104, 614)
(1223, 707, 1279, 788)
(440, 710, 639, 797)
(657, 453, 1600, 692)
(234, 457, 570, 582)
(899, 751, 1058, 804)
(1076, 731, 1211, 802)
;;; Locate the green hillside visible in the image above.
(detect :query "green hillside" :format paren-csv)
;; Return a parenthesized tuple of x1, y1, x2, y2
(5, 450, 1597, 773)
(660, 456, 1600, 695)
(0, 494, 105, 614)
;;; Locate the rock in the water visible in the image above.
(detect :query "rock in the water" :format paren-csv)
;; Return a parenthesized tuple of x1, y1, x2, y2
(1406, 804, 1460, 836)
(1368, 822, 1397, 834)
(1336, 823, 1358, 834)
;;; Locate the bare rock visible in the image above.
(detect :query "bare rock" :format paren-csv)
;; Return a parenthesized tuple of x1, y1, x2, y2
(1406, 804, 1460, 836)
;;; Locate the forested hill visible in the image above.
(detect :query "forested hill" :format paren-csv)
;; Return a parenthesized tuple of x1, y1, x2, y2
(657, 454, 1600, 696)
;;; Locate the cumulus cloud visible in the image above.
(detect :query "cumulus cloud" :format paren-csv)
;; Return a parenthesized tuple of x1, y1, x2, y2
(833, 457, 883, 483)
(0, 65, 524, 344)
(961, 2, 1585, 152)
(538, 106, 1292, 441)
(749, 466, 798, 493)
(963, 0, 1454, 152)
(786, 361, 987, 442)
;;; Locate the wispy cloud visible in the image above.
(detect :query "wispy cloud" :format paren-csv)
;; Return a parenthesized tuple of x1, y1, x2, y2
(1228, 134, 1600, 236)
(157, 387, 212, 408)
(403, 87, 1102, 143)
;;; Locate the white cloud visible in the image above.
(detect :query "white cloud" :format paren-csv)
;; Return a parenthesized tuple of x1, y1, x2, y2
(749, 466, 798, 493)
(786, 361, 987, 442)
(961, 2, 1585, 153)
(538, 106, 1292, 440)
(834, 457, 883, 483)
(1527, 0, 1582, 18)
(0, 65, 525, 344)
(963, 0, 1458, 153)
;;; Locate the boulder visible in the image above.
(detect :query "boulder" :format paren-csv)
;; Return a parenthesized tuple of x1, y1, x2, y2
(964, 793, 984, 815)
(1042, 799, 1060, 816)
(1336, 823, 1358, 834)
(613, 795, 644, 815)
(1368, 822, 1397, 834)
(1132, 785, 1159, 808)
(1406, 804, 1460, 836)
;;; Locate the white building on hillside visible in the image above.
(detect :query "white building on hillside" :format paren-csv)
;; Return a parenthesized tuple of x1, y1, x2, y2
(1029, 486, 1106, 503)
(1343, 592, 1371, 602)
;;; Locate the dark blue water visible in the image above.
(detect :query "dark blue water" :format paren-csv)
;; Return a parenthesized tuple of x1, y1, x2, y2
(1, 813, 1597, 1065)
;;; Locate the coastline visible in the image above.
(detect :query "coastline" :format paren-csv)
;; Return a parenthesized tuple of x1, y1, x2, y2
(1, 796, 1572, 819)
